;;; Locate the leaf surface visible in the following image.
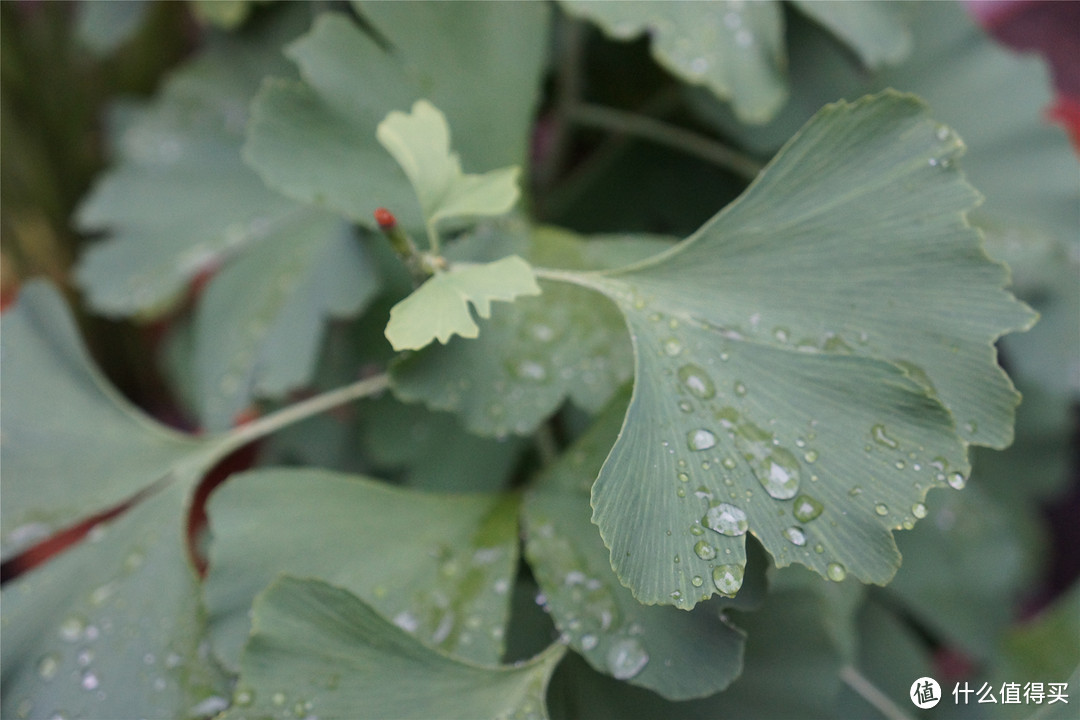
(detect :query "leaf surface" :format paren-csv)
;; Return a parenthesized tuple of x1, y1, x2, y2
(74, 8, 311, 317)
(523, 392, 745, 699)
(0, 281, 210, 560)
(204, 469, 520, 669)
(244, 4, 548, 227)
(377, 100, 520, 233)
(559, 92, 1032, 605)
(194, 210, 377, 430)
(385, 255, 541, 351)
(390, 226, 668, 437)
(1, 482, 227, 720)
(789, 0, 911, 68)
(223, 576, 564, 720)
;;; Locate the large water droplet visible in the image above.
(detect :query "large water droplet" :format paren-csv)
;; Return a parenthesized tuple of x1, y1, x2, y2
(37, 653, 60, 681)
(704, 503, 748, 536)
(712, 564, 744, 595)
(678, 364, 716, 399)
(693, 540, 717, 560)
(783, 527, 807, 546)
(81, 671, 99, 691)
(691, 575, 704, 587)
(871, 424, 899, 449)
(607, 638, 649, 679)
(912, 503, 928, 519)
(58, 615, 86, 642)
(687, 429, 718, 451)
(947, 472, 966, 490)
(663, 338, 684, 356)
(581, 634, 599, 650)
(754, 447, 801, 500)
(826, 562, 847, 582)
(514, 359, 548, 382)
(874, 503, 889, 516)
(792, 494, 823, 523)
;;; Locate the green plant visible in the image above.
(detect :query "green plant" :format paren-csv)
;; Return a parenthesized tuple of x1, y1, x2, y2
(2, 2, 1077, 719)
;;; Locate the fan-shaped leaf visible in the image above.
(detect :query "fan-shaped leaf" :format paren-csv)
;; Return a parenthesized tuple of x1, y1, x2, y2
(545, 92, 1032, 606)
(204, 469, 519, 669)
(223, 576, 564, 720)
(385, 255, 541, 351)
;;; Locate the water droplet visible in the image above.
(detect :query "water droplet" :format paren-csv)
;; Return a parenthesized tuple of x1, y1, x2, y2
(947, 472, 966, 490)
(895, 460, 906, 470)
(912, 503, 928, 519)
(581, 634, 598, 650)
(704, 503, 748, 536)
(678, 364, 716, 399)
(59, 615, 86, 642)
(272, 692, 286, 706)
(936, 125, 950, 141)
(733, 381, 747, 397)
(81, 671, 99, 691)
(676, 486, 686, 498)
(720, 456, 736, 470)
(678, 400, 693, 413)
(693, 540, 717, 560)
(753, 447, 801, 499)
(712, 564, 744, 595)
(531, 323, 555, 342)
(803, 449, 818, 464)
(687, 429, 718, 451)
(393, 611, 420, 633)
(871, 424, 899, 449)
(691, 575, 703, 587)
(874, 503, 889, 516)
(77, 649, 94, 667)
(792, 494, 824, 523)
(663, 338, 683, 356)
(234, 689, 254, 707)
(514, 359, 547, 382)
(783, 527, 807, 546)
(849, 486, 862, 497)
(37, 654, 59, 680)
(814, 544, 824, 554)
(607, 638, 649, 680)
(826, 562, 847, 582)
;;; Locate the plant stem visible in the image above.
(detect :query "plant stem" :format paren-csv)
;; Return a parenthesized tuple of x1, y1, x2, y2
(568, 102, 763, 181)
(839, 666, 917, 720)
(212, 373, 391, 457)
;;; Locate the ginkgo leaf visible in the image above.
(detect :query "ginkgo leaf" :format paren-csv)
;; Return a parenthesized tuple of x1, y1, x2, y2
(74, 7, 311, 317)
(523, 391, 746, 700)
(540, 91, 1033, 606)
(377, 100, 520, 235)
(385, 255, 541, 351)
(204, 468, 519, 669)
(1, 482, 228, 720)
(223, 576, 565, 720)
(244, 5, 548, 228)
(0, 281, 213, 560)
(390, 224, 668, 438)
(560, 0, 910, 125)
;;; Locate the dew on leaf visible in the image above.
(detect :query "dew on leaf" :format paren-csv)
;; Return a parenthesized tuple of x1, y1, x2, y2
(733, 381, 747, 397)
(677, 364, 716, 399)
(871, 424, 899, 449)
(37, 653, 60, 681)
(234, 689, 254, 706)
(874, 503, 889, 516)
(607, 637, 649, 680)
(782, 527, 807, 546)
(948, 472, 967, 490)
(663, 338, 684, 356)
(704, 503, 748, 536)
(803, 449, 818, 463)
(752, 447, 801, 500)
(59, 615, 86, 642)
(722, 456, 737, 470)
(693, 540, 717, 560)
(678, 400, 693, 413)
(272, 692, 286, 706)
(687, 429, 718, 451)
(712, 564, 744, 595)
(691, 575, 703, 587)
(826, 563, 847, 582)
(912, 502, 928, 519)
(792, 494, 824, 523)
(513, 360, 548, 382)
(80, 671, 99, 691)
(581, 634, 598, 650)
(895, 460, 906, 470)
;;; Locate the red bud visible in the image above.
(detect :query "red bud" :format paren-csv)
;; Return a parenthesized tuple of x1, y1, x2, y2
(374, 207, 397, 230)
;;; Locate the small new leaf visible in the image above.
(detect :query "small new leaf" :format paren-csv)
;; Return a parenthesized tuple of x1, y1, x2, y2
(377, 100, 521, 238)
(385, 256, 541, 351)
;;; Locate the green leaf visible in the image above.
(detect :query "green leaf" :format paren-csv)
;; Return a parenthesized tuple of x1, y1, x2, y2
(385, 255, 541, 351)
(194, 210, 377, 430)
(74, 7, 312, 317)
(204, 468, 520, 669)
(390, 225, 667, 437)
(556, 91, 1032, 605)
(358, 395, 526, 492)
(546, 582, 845, 720)
(75, 0, 150, 56)
(789, 0, 911, 68)
(0, 281, 211, 560)
(560, 0, 786, 124)
(191, 0, 257, 29)
(244, 4, 548, 227)
(1, 481, 228, 720)
(223, 576, 565, 720)
(377, 100, 520, 236)
(560, 0, 910, 125)
(523, 391, 745, 699)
